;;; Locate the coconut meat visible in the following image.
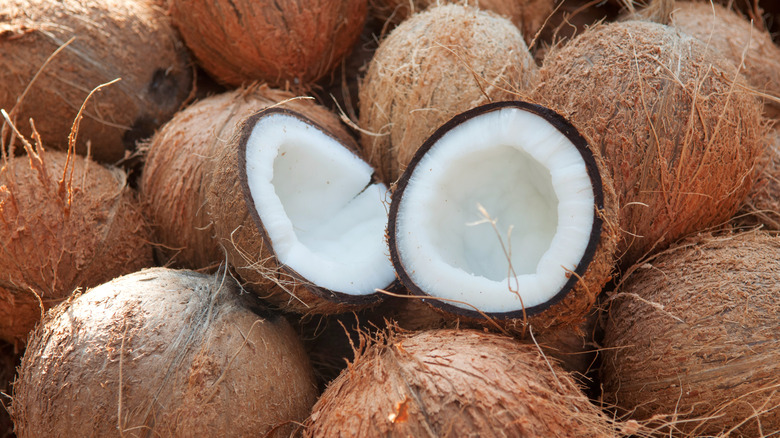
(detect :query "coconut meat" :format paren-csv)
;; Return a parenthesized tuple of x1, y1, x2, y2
(395, 107, 595, 313)
(244, 113, 395, 295)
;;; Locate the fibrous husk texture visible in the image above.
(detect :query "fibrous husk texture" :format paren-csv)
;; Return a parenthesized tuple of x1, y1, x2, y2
(359, 4, 538, 183)
(305, 328, 616, 437)
(533, 20, 765, 267)
(0, 341, 20, 438)
(369, 0, 554, 46)
(601, 231, 780, 437)
(0, 147, 153, 347)
(11, 268, 318, 437)
(735, 125, 780, 230)
(669, 1, 780, 118)
(0, 0, 192, 163)
(169, 0, 367, 88)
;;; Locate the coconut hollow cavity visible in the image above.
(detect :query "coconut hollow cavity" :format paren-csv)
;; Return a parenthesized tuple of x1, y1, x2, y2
(389, 101, 616, 324)
(237, 108, 396, 306)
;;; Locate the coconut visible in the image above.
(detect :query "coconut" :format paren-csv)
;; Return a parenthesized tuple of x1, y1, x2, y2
(359, 4, 539, 184)
(304, 328, 617, 437)
(387, 101, 619, 334)
(206, 104, 396, 314)
(735, 125, 780, 230)
(0, 143, 153, 348)
(532, 20, 766, 267)
(535, 0, 622, 63)
(0, 0, 192, 163)
(169, 0, 367, 88)
(369, 0, 554, 46)
(601, 231, 780, 436)
(11, 267, 318, 437)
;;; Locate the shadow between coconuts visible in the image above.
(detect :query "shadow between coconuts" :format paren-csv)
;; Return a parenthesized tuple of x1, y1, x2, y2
(387, 100, 606, 322)
(235, 106, 398, 312)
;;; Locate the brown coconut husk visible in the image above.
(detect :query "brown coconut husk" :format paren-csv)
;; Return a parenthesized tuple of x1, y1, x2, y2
(0, 0, 192, 164)
(369, 0, 554, 46)
(141, 84, 298, 269)
(169, 0, 367, 88)
(304, 328, 618, 437)
(535, 0, 622, 64)
(734, 125, 780, 230)
(359, 4, 538, 184)
(601, 231, 780, 437)
(0, 139, 153, 348)
(532, 20, 766, 268)
(0, 342, 20, 438)
(11, 267, 318, 437)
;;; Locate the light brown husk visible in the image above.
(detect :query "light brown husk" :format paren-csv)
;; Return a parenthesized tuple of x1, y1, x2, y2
(0, 147, 153, 348)
(532, 20, 766, 267)
(169, 0, 367, 88)
(601, 231, 780, 437)
(0, 0, 192, 163)
(304, 328, 617, 437)
(359, 4, 538, 183)
(11, 267, 318, 437)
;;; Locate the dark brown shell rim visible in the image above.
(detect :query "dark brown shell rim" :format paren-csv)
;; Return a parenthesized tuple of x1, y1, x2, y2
(237, 107, 396, 307)
(387, 100, 604, 320)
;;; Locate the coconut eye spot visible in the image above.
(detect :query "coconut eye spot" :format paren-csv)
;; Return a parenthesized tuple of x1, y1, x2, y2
(244, 113, 395, 295)
(395, 106, 596, 314)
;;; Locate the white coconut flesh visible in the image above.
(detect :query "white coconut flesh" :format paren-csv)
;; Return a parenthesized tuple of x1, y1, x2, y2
(244, 113, 396, 295)
(394, 107, 596, 314)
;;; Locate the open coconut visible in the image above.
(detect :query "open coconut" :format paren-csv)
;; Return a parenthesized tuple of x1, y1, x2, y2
(359, 3, 539, 184)
(601, 231, 780, 436)
(0, 144, 153, 348)
(169, 0, 367, 88)
(207, 105, 396, 314)
(11, 267, 318, 437)
(0, 0, 192, 163)
(532, 20, 765, 267)
(305, 328, 617, 437)
(388, 101, 618, 332)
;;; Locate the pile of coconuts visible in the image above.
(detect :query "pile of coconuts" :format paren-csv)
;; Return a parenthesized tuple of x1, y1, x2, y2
(2, 0, 780, 436)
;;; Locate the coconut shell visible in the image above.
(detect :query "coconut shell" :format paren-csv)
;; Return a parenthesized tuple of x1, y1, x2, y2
(305, 328, 617, 437)
(169, 0, 367, 88)
(359, 4, 539, 184)
(601, 231, 780, 436)
(0, 0, 192, 164)
(369, 0, 554, 46)
(532, 20, 766, 267)
(141, 84, 298, 269)
(11, 268, 318, 437)
(0, 148, 153, 348)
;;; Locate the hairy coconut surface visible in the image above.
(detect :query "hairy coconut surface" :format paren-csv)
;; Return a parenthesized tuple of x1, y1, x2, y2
(207, 105, 395, 314)
(735, 125, 780, 230)
(533, 20, 765, 268)
(601, 231, 780, 436)
(169, 0, 367, 88)
(0, 0, 192, 163)
(0, 147, 153, 347)
(369, 0, 554, 46)
(359, 4, 538, 184)
(305, 328, 617, 437)
(535, 0, 622, 63)
(12, 268, 318, 437)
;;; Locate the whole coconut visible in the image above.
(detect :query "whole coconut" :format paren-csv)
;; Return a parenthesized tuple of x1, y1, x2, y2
(169, 0, 367, 88)
(532, 20, 765, 267)
(0, 146, 153, 348)
(11, 268, 318, 437)
(601, 231, 780, 436)
(305, 328, 617, 437)
(359, 4, 538, 183)
(0, 0, 192, 163)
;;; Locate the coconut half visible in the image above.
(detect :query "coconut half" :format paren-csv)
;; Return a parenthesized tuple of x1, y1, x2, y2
(209, 107, 396, 313)
(389, 101, 617, 328)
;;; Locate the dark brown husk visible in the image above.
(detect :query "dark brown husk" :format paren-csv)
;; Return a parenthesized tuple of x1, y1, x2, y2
(0, 0, 192, 163)
(601, 231, 780, 437)
(533, 20, 766, 268)
(11, 268, 318, 437)
(0, 147, 153, 348)
(169, 0, 367, 88)
(359, 4, 538, 184)
(0, 341, 20, 438)
(304, 328, 617, 437)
